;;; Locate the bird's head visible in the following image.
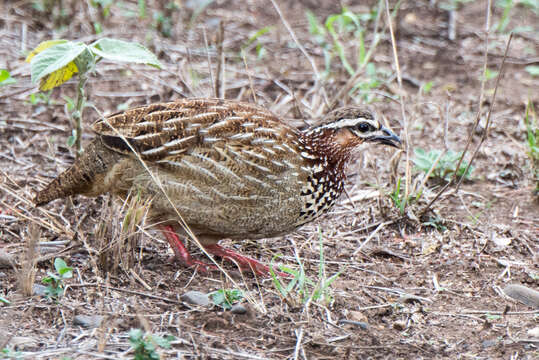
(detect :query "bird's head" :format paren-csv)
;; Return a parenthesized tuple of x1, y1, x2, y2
(310, 107, 402, 150)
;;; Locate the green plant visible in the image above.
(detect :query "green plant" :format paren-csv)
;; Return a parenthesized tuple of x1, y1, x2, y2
(0, 296, 10, 304)
(1, 347, 21, 359)
(495, 0, 515, 32)
(242, 26, 273, 59)
(28, 91, 55, 107)
(525, 65, 539, 76)
(26, 38, 161, 155)
(306, 7, 370, 76)
(153, 2, 179, 38)
(524, 101, 538, 192)
(389, 177, 414, 214)
(481, 67, 499, 81)
(270, 229, 342, 306)
(413, 148, 474, 182)
(41, 257, 73, 299)
(0, 69, 16, 86)
(211, 289, 244, 309)
(129, 329, 174, 360)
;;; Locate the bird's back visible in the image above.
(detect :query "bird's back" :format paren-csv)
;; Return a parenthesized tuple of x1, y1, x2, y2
(36, 98, 314, 238)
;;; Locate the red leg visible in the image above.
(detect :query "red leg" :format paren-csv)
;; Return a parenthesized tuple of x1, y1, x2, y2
(204, 244, 291, 278)
(160, 225, 217, 272)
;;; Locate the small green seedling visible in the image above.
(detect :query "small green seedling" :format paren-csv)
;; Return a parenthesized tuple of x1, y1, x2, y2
(1, 347, 21, 359)
(389, 177, 414, 214)
(211, 289, 244, 310)
(26, 38, 161, 155)
(413, 148, 474, 182)
(524, 101, 538, 192)
(242, 26, 273, 59)
(270, 228, 342, 306)
(129, 329, 174, 360)
(0, 69, 16, 86)
(42, 257, 73, 299)
(0, 296, 10, 305)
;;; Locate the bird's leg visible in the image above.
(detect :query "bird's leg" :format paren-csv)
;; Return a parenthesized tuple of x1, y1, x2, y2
(203, 244, 291, 277)
(160, 225, 217, 272)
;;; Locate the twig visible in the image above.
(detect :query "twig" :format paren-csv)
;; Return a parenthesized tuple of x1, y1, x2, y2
(293, 327, 304, 360)
(215, 21, 225, 98)
(384, 0, 411, 207)
(456, 33, 513, 190)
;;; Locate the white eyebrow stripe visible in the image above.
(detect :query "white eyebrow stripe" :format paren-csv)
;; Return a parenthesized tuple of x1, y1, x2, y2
(318, 118, 378, 129)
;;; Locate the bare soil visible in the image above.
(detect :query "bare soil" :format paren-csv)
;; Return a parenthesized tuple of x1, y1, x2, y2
(1, 1, 538, 359)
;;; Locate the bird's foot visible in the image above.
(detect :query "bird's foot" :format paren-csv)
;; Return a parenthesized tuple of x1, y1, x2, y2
(204, 244, 291, 278)
(160, 225, 217, 273)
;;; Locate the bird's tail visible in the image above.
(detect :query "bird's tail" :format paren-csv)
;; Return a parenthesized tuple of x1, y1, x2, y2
(34, 137, 118, 206)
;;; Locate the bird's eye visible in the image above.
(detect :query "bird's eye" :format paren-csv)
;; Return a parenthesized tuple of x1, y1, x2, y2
(357, 122, 372, 133)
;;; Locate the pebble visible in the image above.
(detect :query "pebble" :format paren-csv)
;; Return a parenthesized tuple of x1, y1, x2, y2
(393, 320, 407, 331)
(503, 284, 539, 309)
(527, 327, 539, 338)
(181, 290, 210, 307)
(32, 284, 48, 296)
(74, 315, 105, 328)
(482, 339, 497, 348)
(230, 303, 247, 314)
(337, 319, 369, 330)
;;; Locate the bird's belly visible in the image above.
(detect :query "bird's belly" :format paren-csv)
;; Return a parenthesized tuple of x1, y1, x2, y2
(145, 169, 305, 238)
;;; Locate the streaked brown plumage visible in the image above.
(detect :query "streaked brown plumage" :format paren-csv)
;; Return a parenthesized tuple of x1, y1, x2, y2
(35, 98, 401, 275)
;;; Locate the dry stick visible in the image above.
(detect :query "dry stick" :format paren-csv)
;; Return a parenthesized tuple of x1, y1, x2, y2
(215, 21, 225, 99)
(202, 27, 215, 97)
(384, 0, 411, 206)
(419, 33, 513, 216)
(242, 52, 257, 103)
(269, 0, 329, 108)
(457, 35, 513, 190)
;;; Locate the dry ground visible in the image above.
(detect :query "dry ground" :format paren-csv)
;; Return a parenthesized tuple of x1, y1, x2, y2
(1, 0, 538, 359)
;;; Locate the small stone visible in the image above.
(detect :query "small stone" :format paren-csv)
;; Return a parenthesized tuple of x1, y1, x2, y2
(9, 336, 37, 350)
(393, 320, 407, 331)
(230, 303, 247, 314)
(32, 284, 48, 296)
(74, 314, 105, 328)
(337, 319, 369, 329)
(503, 284, 539, 309)
(482, 339, 497, 348)
(527, 327, 539, 338)
(181, 290, 210, 306)
(348, 311, 368, 323)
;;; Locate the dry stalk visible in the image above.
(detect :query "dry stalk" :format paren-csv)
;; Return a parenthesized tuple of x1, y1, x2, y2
(384, 0, 411, 209)
(17, 223, 39, 296)
(215, 20, 225, 99)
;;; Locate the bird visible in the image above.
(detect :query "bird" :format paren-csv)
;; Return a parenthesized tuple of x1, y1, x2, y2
(35, 98, 401, 276)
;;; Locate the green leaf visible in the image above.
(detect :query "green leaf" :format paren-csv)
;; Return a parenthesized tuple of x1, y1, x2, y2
(0, 69, 16, 86)
(90, 38, 162, 68)
(26, 39, 69, 62)
(0, 296, 10, 305)
(29, 42, 86, 86)
(54, 258, 73, 278)
(525, 65, 539, 77)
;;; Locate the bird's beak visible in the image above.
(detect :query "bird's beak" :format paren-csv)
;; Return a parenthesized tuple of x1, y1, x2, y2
(369, 126, 402, 148)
